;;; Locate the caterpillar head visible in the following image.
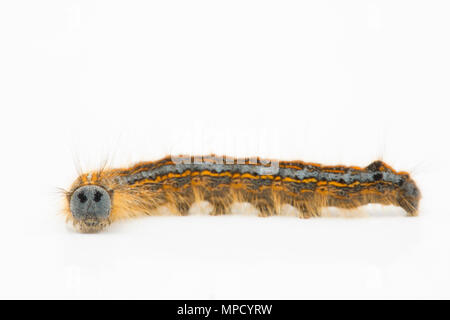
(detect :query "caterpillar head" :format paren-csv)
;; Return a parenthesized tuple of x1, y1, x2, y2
(69, 185, 112, 233)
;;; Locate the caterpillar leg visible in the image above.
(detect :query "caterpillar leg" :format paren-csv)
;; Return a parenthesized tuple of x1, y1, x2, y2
(167, 190, 194, 216)
(240, 189, 277, 217)
(175, 198, 193, 216)
(203, 189, 233, 215)
(297, 201, 321, 218)
(282, 193, 321, 218)
(254, 198, 276, 217)
(209, 199, 232, 215)
(398, 198, 419, 217)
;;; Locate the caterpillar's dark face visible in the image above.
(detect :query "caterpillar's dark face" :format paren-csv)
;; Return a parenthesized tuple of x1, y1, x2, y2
(69, 185, 112, 233)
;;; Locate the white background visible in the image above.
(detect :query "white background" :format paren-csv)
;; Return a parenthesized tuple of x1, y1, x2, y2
(0, 1, 449, 299)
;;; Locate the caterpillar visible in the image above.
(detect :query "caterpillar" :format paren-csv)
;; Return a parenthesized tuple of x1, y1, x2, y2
(63, 155, 421, 233)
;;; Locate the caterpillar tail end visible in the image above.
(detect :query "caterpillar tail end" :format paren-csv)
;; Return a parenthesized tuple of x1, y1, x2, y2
(397, 176, 421, 217)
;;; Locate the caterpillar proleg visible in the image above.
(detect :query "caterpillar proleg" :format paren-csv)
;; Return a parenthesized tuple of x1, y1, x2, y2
(64, 155, 421, 233)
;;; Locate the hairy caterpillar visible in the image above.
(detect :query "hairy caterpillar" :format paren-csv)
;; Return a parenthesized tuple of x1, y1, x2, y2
(63, 155, 421, 233)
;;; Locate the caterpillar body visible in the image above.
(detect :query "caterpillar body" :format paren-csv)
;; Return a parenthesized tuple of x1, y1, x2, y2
(64, 155, 421, 233)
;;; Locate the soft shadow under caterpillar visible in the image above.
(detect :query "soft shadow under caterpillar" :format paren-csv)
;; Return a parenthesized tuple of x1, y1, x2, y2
(63, 155, 421, 233)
